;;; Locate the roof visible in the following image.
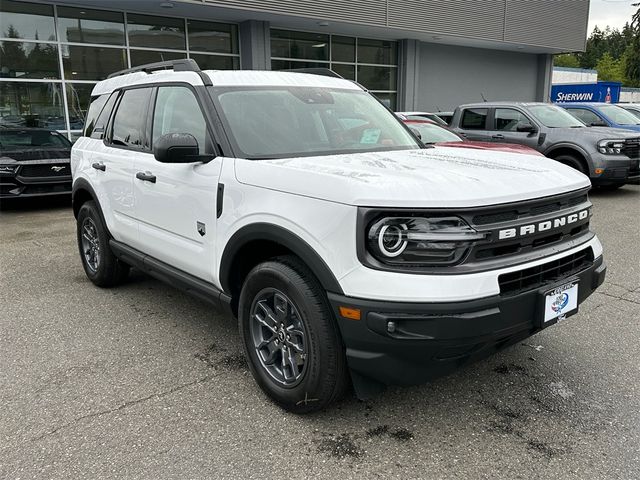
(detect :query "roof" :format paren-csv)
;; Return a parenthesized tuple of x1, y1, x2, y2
(456, 101, 549, 109)
(92, 69, 361, 96)
(557, 102, 622, 107)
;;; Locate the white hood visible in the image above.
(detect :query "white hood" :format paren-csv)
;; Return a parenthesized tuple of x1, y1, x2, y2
(234, 147, 590, 208)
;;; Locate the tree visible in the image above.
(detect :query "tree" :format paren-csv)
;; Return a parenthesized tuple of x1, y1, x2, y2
(596, 52, 627, 83)
(625, 4, 640, 86)
(554, 53, 580, 68)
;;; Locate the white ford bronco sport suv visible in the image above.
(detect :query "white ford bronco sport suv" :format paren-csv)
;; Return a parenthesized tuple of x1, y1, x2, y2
(72, 60, 606, 413)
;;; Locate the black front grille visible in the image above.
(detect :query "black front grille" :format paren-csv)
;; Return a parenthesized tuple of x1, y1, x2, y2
(473, 194, 588, 226)
(1, 149, 70, 161)
(498, 248, 594, 296)
(19, 164, 70, 177)
(623, 139, 640, 160)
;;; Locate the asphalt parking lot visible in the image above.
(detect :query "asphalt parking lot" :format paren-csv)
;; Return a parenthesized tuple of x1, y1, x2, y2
(1, 186, 639, 479)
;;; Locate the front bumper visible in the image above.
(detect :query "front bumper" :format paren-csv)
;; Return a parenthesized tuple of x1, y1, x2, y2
(591, 155, 640, 186)
(0, 161, 72, 198)
(328, 255, 605, 388)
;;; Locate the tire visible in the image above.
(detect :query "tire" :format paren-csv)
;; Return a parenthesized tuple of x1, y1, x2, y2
(76, 200, 129, 287)
(238, 255, 349, 413)
(554, 154, 587, 175)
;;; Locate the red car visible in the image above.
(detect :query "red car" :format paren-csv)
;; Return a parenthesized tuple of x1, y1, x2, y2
(403, 119, 544, 156)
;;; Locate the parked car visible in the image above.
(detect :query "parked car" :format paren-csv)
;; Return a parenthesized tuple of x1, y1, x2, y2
(619, 103, 640, 120)
(559, 102, 640, 132)
(0, 127, 72, 199)
(450, 102, 640, 188)
(436, 111, 454, 125)
(72, 60, 606, 412)
(403, 119, 543, 156)
(396, 111, 449, 126)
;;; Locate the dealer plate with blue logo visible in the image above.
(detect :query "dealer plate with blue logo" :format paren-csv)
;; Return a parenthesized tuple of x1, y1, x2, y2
(544, 283, 578, 323)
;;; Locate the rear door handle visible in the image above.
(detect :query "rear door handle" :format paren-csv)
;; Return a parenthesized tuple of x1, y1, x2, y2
(136, 171, 156, 183)
(492, 134, 505, 140)
(92, 162, 106, 171)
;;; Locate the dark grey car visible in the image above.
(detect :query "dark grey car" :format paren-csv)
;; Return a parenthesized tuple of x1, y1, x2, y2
(450, 102, 640, 188)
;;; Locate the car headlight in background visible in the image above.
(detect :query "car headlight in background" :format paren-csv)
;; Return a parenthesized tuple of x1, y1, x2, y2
(0, 165, 18, 175)
(597, 139, 624, 155)
(367, 216, 487, 266)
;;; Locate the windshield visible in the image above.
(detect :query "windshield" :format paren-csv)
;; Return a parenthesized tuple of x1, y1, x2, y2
(598, 105, 640, 125)
(528, 105, 585, 128)
(0, 129, 71, 150)
(211, 87, 421, 159)
(407, 122, 462, 143)
(626, 107, 640, 120)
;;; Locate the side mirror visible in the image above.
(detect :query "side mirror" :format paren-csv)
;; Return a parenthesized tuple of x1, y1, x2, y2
(153, 133, 210, 163)
(516, 123, 537, 134)
(589, 121, 608, 127)
(410, 127, 422, 140)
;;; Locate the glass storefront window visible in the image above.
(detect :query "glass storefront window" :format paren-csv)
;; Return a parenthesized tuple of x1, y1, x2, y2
(0, 0, 56, 42)
(0, 82, 65, 129)
(331, 63, 355, 80)
(57, 6, 125, 45)
(0, 41, 59, 79)
(357, 65, 397, 91)
(271, 60, 328, 71)
(271, 29, 329, 61)
(127, 14, 185, 50)
(331, 36, 355, 63)
(66, 83, 95, 130)
(189, 53, 238, 70)
(61, 45, 127, 81)
(188, 20, 238, 54)
(372, 92, 396, 109)
(357, 38, 397, 65)
(130, 49, 186, 67)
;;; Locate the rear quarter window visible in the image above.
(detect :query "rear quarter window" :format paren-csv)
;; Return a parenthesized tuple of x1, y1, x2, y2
(83, 94, 109, 137)
(460, 108, 488, 129)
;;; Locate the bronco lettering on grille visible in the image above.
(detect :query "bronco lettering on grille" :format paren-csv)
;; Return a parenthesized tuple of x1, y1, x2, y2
(498, 209, 589, 240)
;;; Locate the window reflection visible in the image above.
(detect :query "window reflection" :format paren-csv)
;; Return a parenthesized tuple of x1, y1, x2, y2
(271, 30, 329, 61)
(357, 38, 397, 65)
(66, 83, 95, 130)
(0, 82, 65, 129)
(130, 50, 186, 67)
(127, 14, 185, 50)
(0, 41, 59, 79)
(357, 65, 397, 91)
(189, 54, 238, 70)
(57, 7, 125, 45)
(188, 20, 238, 54)
(61, 45, 127, 81)
(0, 0, 56, 42)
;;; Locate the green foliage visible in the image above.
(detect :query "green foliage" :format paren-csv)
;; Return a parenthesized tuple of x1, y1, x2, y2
(553, 6, 639, 87)
(554, 54, 580, 68)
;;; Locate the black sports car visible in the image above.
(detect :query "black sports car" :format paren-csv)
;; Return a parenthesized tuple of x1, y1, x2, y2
(0, 127, 72, 199)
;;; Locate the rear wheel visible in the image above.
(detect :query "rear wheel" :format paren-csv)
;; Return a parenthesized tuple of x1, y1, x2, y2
(77, 201, 129, 287)
(239, 255, 349, 413)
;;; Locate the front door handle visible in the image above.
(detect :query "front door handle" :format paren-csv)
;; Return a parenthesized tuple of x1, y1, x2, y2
(92, 162, 106, 171)
(136, 171, 156, 183)
(492, 134, 505, 140)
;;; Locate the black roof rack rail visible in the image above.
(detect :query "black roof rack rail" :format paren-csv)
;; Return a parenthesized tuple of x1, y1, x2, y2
(280, 68, 344, 79)
(107, 59, 201, 79)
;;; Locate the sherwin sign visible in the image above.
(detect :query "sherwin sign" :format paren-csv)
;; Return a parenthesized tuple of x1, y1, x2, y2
(551, 81, 621, 103)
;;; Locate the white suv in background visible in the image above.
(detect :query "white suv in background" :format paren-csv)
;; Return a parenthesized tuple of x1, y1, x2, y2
(71, 60, 606, 412)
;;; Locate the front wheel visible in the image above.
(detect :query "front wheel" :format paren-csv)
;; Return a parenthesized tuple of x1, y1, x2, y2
(76, 201, 129, 287)
(238, 256, 349, 413)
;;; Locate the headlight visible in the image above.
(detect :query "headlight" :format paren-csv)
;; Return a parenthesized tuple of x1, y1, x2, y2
(597, 139, 625, 155)
(367, 216, 487, 266)
(0, 165, 18, 175)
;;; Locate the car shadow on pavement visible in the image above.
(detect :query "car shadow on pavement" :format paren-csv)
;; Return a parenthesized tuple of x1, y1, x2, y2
(0, 195, 72, 212)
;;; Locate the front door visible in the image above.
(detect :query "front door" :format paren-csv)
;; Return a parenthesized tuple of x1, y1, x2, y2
(490, 108, 540, 149)
(133, 85, 221, 283)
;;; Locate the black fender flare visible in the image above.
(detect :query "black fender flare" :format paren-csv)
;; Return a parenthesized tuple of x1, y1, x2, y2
(219, 223, 344, 295)
(71, 178, 109, 229)
(543, 143, 593, 170)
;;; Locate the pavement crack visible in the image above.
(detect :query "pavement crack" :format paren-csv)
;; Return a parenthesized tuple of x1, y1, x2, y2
(32, 375, 212, 442)
(595, 291, 640, 306)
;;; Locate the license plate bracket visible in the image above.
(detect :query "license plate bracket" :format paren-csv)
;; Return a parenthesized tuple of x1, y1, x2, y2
(539, 280, 579, 327)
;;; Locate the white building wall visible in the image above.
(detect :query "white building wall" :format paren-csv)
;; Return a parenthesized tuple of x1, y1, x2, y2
(552, 67, 598, 84)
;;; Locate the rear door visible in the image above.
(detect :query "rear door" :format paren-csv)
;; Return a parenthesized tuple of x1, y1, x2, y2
(133, 84, 221, 282)
(457, 107, 491, 141)
(490, 107, 540, 149)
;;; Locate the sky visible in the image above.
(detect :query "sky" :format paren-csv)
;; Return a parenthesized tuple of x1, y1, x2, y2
(588, 0, 637, 33)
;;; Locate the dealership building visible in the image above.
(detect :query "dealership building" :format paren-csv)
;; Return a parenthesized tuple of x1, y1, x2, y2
(1, 0, 590, 140)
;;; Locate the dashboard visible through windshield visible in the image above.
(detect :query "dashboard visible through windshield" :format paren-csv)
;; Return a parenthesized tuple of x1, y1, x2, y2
(210, 86, 421, 159)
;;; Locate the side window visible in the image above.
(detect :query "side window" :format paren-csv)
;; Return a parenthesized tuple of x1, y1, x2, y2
(494, 108, 531, 131)
(83, 94, 108, 137)
(566, 108, 601, 126)
(460, 108, 488, 130)
(89, 92, 117, 140)
(111, 88, 152, 149)
(152, 86, 209, 154)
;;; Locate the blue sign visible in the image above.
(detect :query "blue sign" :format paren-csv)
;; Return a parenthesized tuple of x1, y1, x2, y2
(551, 81, 621, 103)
